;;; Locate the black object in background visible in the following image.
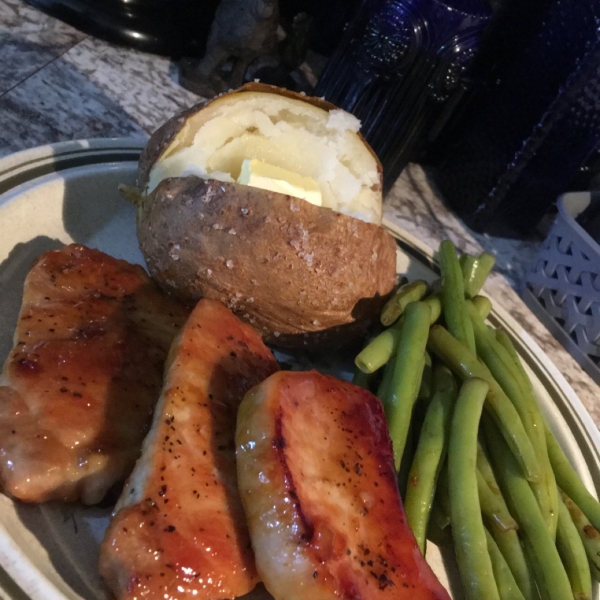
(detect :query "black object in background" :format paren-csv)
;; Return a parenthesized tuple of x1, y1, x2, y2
(425, 0, 600, 237)
(278, 0, 362, 56)
(24, 0, 220, 58)
(313, 0, 493, 193)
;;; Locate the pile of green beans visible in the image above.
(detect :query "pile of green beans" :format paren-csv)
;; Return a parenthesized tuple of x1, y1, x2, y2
(353, 240, 600, 600)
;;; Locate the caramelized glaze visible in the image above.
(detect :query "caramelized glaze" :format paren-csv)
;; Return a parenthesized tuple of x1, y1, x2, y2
(0, 244, 189, 504)
(236, 371, 450, 600)
(100, 299, 279, 600)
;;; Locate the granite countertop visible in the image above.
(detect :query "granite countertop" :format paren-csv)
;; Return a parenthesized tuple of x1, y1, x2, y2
(1, 0, 598, 425)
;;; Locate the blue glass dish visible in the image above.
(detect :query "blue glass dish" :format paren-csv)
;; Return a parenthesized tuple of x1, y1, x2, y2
(314, 0, 492, 191)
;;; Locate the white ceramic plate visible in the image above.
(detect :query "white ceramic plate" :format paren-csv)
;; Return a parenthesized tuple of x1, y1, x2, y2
(0, 140, 598, 600)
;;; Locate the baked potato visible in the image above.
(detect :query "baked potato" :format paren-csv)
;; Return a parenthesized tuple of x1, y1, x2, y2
(135, 83, 398, 348)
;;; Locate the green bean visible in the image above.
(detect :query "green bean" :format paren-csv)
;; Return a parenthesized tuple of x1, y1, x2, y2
(556, 492, 593, 599)
(428, 496, 453, 548)
(467, 303, 557, 538)
(478, 469, 519, 533)
(463, 252, 496, 298)
(417, 351, 433, 400)
(422, 292, 442, 324)
(476, 447, 518, 531)
(477, 442, 499, 487)
(561, 491, 600, 582)
(483, 418, 573, 600)
(356, 296, 441, 374)
(523, 539, 550, 600)
(495, 336, 564, 536)
(493, 528, 538, 600)
(461, 254, 479, 295)
(493, 334, 559, 472)
(397, 408, 419, 500)
(487, 328, 545, 410)
(494, 329, 525, 373)
(492, 329, 548, 426)
(477, 445, 537, 600)
(485, 528, 527, 600)
(405, 365, 457, 553)
(435, 460, 452, 525)
(427, 325, 540, 482)
(471, 294, 493, 318)
(448, 377, 499, 600)
(386, 301, 432, 470)
(439, 240, 476, 354)
(380, 280, 428, 326)
(355, 322, 403, 374)
(376, 356, 395, 407)
(545, 425, 600, 532)
(493, 330, 550, 436)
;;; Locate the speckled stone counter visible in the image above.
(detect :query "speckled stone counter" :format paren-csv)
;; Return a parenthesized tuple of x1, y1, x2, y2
(1, 0, 598, 425)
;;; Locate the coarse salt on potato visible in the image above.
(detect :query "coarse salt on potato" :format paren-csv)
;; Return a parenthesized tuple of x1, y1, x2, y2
(135, 84, 397, 349)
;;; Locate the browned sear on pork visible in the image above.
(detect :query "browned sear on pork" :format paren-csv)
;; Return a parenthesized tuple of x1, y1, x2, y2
(0, 244, 189, 504)
(99, 299, 279, 600)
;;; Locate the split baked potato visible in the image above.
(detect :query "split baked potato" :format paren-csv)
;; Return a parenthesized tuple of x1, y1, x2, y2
(135, 83, 397, 348)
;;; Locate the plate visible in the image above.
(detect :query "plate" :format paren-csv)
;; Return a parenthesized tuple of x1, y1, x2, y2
(0, 140, 598, 600)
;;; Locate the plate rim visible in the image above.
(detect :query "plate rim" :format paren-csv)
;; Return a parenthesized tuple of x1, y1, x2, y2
(0, 139, 146, 176)
(0, 142, 597, 600)
(0, 138, 146, 199)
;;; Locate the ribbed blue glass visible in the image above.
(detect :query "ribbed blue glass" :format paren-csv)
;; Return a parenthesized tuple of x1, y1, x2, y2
(427, 0, 600, 235)
(314, 0, 492, 191)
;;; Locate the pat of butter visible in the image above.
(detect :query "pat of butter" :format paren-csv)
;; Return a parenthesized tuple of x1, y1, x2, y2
(237, 159, 322, 207)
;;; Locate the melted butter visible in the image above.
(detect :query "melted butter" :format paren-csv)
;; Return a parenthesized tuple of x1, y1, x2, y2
(237, 159, 322, 207)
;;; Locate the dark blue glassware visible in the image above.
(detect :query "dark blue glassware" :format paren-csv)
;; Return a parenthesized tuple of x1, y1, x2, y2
(314, 0, 492, 191)
(426, 0, 600, 236)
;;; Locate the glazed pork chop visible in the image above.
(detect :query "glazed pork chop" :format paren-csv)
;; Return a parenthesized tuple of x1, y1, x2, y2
(100, 299, 279, 600)
(236, 371, 451, 600)
(0, 244, 189, 504)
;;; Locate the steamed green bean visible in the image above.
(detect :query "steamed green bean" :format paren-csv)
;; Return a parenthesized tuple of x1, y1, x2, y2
(477, 445, 537, 600)
(380, 280, 428, 326)
(484, 419, 573, 600)
(439, 240, 476, 354)
(561, 491, 600, 582)
(485, 528, 527, 600)
(427, 325, 540, 482)
(556, 492, 593, 599)
(405, 365, 457, 552)
(386, 301, 431, 470)
(448, 378, 499, 600)
(467, 302, 557, 537)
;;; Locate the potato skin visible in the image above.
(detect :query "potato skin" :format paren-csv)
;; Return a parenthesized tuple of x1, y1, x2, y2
(137, 176, 397, 348)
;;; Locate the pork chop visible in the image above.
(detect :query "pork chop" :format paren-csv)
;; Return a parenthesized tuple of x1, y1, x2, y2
(99, 298, 279, 600)
(0, 244, 189, 504)
(236, 370, 451, 600)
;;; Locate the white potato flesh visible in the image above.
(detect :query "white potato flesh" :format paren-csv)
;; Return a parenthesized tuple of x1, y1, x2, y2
(147, 91, 383, 225)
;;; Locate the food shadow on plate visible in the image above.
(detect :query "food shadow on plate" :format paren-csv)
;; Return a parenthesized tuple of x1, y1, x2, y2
(268, 294, 396, 375)
(241, 583, 275, 600)
(59, 157, 138, 247)
(431, 538, 465, 600)
(14, 501, 112, 600)
(0, 237, 64, 363)
(0, 562, 30, 600)
(57, 147, 143, 265)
